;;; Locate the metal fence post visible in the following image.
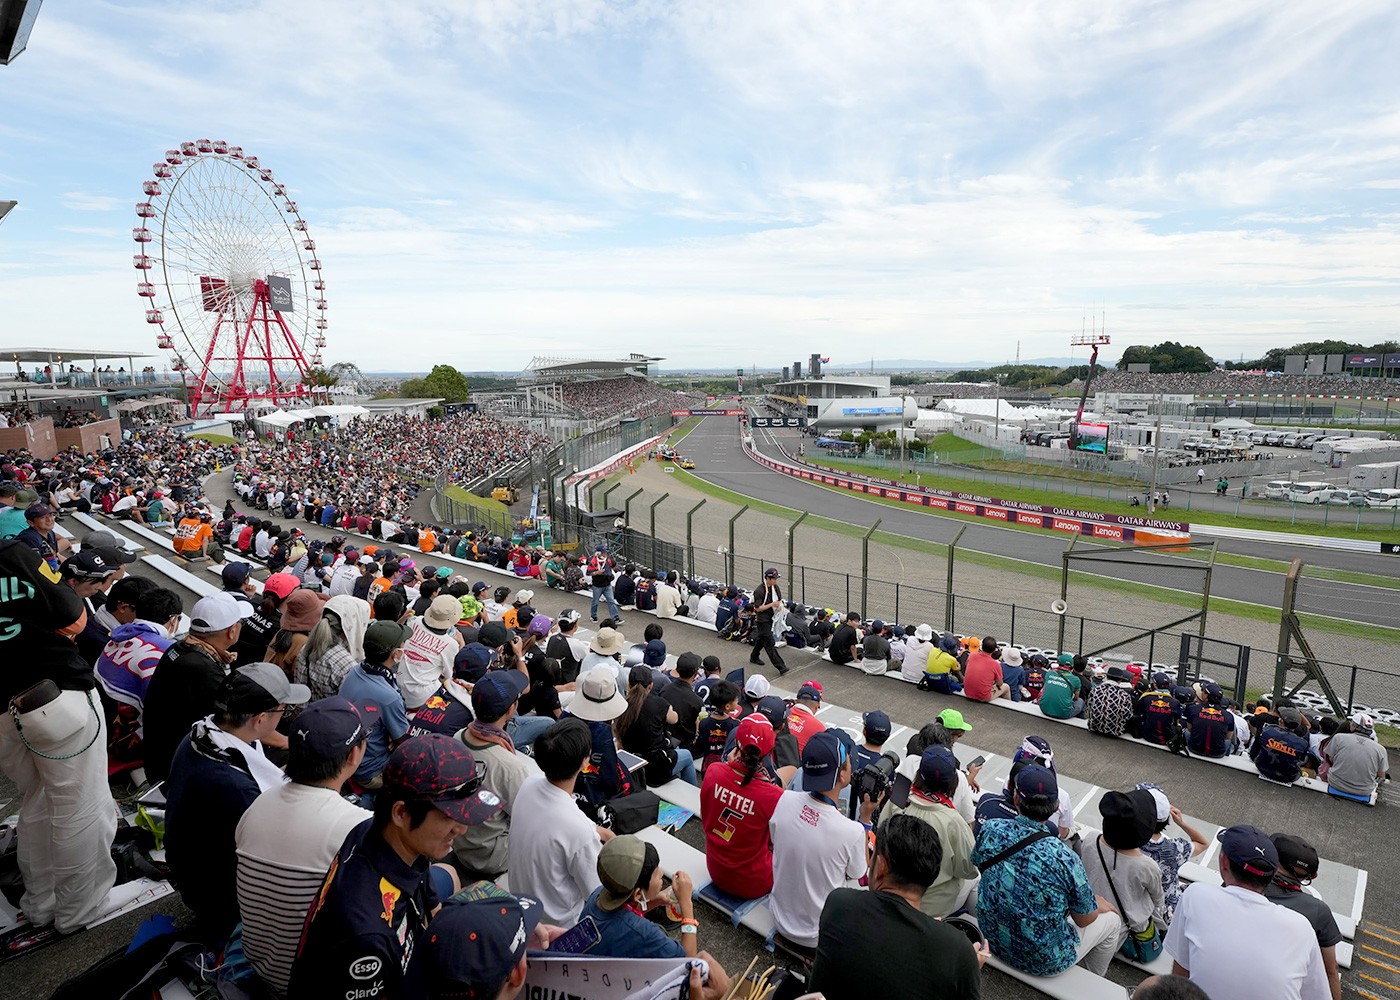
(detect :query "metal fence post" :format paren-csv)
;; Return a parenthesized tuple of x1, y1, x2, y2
(945, 526, 966, 633)
(1057, 534, 1079, 654)
(860, 519, 882, 619)
(787, 511, 809, 590)
(684, 499, 706, 579)
(622, 488, 644, 527)
(727, 505, 749, 586)
(648, 492, 670, 538)
(600, 481, 621, 509)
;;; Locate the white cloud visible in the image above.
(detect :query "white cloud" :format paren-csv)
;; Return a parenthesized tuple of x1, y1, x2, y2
(0, 0, 1397, 370)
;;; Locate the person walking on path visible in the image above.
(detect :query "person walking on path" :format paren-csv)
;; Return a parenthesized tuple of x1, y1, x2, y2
(1196, 468, 1205, 485)
(749, 568, 789, 676)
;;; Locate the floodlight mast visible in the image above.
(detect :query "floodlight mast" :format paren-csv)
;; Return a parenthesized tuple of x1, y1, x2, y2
(1069, 325, 1111, 449)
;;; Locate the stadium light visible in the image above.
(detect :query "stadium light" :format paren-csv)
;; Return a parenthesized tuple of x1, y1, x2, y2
(0, 0, 43, 65)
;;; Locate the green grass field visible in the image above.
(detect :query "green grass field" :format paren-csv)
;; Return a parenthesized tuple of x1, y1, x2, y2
(188, 432, 241, 446)
(443, 484, 510, 515)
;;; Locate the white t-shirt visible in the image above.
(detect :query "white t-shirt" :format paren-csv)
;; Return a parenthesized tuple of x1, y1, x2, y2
(112, 494, 139, 513)
(235, 783, 371, 992)
(328, 563, 359, 598)
(398, 618, 462, 709)
(508, 776, 602, 925)
(900, 638, 933, 681)
(768, 790, 869, 947)
(1164, 882, 1328, 1000)
(696, 594, 720, 624)
(656, 583, 683, 618)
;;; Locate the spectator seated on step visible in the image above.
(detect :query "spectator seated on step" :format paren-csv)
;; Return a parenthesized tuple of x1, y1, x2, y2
(1184, 682, 1237, 758)
(994, 640, 1028, 702)
(1085, 665, 1136, 737)
(1250, 706, 1318, 784)
(919, 632, 964, 694)
(1037, 654, 1083, 720)
(882, 745, 980, 918)
(1136, 672, 1186, 746)
(1266, 834, 1345, 1000)
(1321, 716, 1388, 800)
(1135, 782, 1208, 924)
(971, 765, 1123, 977)
(962, 637, 1010, 702)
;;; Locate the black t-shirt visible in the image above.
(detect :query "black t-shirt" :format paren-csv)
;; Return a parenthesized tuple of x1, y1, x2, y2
(660, 680, 704, 750)
(773, 731, 800, 771)
(811, 619, 834, 640)
(621, 693, 671, 755)
(1251, 724, 1313, 782)
(231, 606, 279, 665)
(810, 888, 981, 1000)
(1264, 882, 1343, 949)
(1137, 690, 1183, 745)
(613, 574, 636, 604)
(0, 539, 91, 700)
(545, 633, 583, 682)
(142, 642, 227, 784)
(519, 660, 562, 720)
(830, 624, 859, 664)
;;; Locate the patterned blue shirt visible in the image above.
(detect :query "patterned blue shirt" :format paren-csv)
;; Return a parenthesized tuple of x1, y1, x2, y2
(971, 814, 1097, 975)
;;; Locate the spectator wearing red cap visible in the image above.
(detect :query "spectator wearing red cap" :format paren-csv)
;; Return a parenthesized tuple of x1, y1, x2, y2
(701, 714, 786, 899)
(289, 734, 498, 999)
(232, 572, 297, 665)
(1165, 826, 1329, 1000)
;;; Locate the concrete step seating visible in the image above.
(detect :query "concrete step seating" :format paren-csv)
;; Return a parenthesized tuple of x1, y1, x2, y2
(776, 688, 1369, 945)
(810, 643, 1367, 802)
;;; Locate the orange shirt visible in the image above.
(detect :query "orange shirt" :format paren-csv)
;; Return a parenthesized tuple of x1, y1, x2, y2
(172, 518, 211, 554)
(418, 529, 436, 553)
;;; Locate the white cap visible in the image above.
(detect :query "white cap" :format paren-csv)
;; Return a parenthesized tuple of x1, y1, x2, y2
(915, 623, 934, 641)
(358, 555, 375, 565)
(1134, 782, 1171, 823)
(516, 589, 534, 603)
(189, 592, 256, 633)
(744, 674, 770, 698)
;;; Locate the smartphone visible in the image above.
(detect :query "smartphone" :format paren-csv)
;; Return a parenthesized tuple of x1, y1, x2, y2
(618, 750, 648, 774)
(967, 755, 986, 769)
(548, 916, 601, 954)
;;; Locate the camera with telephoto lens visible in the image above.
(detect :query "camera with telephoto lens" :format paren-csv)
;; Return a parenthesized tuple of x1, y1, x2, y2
(849, 750, 901, 821)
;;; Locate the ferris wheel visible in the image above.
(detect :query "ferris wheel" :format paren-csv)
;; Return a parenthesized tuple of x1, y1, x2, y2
(133, 139, 327, 416)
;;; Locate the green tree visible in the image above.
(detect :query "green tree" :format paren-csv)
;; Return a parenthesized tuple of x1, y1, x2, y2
(398, 366, 472, 403)
(303, 366, 339, 387)
(1115, 342, 1216, 373)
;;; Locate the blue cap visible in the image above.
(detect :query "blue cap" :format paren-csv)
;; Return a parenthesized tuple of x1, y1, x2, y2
(292, 697, 367, 762)
(1014, 764, 1058, 799)
(471, 670, 529, 720)
(1216, 825, 1279, 878)
(801, 730, 847, 792)
(220, 562, 250, 586)
(415, 887, 543, 996)
(796, 682, 823, 703)
(642, 639, 667, 667)
(862, 710, 891, 740)
(917, 745, 959, 792)
(755, 695, 787, 732)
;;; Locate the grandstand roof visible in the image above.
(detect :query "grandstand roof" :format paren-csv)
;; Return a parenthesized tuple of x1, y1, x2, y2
(524, 354, 663, 379)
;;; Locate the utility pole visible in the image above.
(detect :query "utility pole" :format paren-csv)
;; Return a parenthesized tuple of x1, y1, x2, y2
(994, 373, 1005, 448)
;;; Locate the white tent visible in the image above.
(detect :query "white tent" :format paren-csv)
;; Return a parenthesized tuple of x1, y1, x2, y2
(253, 410, 299, 428)
(310, 404, 370, 418)
(913, 409, 962, 433)
(934, 398, 1063, 423)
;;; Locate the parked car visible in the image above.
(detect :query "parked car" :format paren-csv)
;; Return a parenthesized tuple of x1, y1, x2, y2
(1327, 488, 1368, 507)
(1261, 480, 1294, 500)
(1263, 432, 1285, 446)
(1365, 488, 1400, 510)
(1298, 433, 1320, 448)
(1280, 433, 1302, 448)
(1249, 431, 1269, 444)
(1285, 481, 1336, 504)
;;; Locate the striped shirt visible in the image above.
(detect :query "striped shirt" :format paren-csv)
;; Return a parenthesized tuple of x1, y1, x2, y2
(234, 782, 370, 992)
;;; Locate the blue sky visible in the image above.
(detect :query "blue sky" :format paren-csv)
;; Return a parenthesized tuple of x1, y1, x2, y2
(1, 0, 1398, 372)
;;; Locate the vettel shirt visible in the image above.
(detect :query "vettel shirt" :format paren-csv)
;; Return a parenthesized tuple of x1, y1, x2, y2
(702, 759, 785, 898)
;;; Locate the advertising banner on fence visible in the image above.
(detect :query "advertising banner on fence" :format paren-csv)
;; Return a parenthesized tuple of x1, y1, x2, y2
(744, 444, 1190, 544)
(671, 409, 745, 416)
(750, 416, 806, 427)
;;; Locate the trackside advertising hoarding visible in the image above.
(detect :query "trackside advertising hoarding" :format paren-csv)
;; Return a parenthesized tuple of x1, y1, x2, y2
(746, 445, 1189, 543)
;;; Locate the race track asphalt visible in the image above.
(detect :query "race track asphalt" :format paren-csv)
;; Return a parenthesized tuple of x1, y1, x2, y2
(677, 415, 1400, 629)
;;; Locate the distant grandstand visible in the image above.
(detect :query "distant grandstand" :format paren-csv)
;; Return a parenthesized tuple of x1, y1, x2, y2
(479, 353, 704, 431)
